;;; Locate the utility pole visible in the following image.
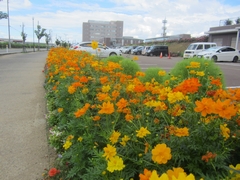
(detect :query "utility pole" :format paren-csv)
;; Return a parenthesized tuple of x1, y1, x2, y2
(7, 0, 11, 48)
(32, 17, 35, 51)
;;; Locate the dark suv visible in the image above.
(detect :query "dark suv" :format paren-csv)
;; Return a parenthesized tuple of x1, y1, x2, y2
(146, 45, 169, 56)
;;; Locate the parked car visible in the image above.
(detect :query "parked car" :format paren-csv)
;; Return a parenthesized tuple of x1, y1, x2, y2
(142, 46, 150, 55)
(125, 46, 138, 54)
(73, 42, 122, 58)
(146, 45, 169, 56)
(197, 46, 239, 62)
(120, 46, 130, 53)
(131, 46, 144, 55)
(183, 42, 217, 59)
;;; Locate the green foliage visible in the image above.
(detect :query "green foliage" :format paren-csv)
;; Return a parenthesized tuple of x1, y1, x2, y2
(139, 67, 165, 84)
(164, 57, 226, 93)
(102, 55, 125, 63)
(119, 59, 141, 76)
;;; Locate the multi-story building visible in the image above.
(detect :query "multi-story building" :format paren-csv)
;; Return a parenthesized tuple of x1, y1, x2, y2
(82, 20, 123, 42)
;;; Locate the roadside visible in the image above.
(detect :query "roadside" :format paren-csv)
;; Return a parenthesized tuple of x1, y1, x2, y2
(0, 51, 55, 180)
(0, 48, 47, 55)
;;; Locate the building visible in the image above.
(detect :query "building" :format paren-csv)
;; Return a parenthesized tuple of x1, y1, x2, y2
(145, 34, 191, 43)
(205, 24, 240, 50)
(99, 36, 144, 47)
(82, 20, 123, 42)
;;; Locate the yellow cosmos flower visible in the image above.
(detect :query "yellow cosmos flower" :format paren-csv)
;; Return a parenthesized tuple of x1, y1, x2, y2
(172, 172, 195, 180)
(167, 167, 186, 180)
(196, 71, 205, 76)
(107, 156, 125, 172)
(66, 135, 74, 140)
(91, 40, 98, 49)
(103, 144, 117, 160)
(189, 70, 196, 74)
(120, 135, 130, 146)
(102, 85, 111, 92)
(58, 108, 63, 113)
(150, 170, 169, 180)
(229, 164, 240, 178)
(132, 56, 139, 61)
(82, 88, 89, 94)
(109, 131, 121, 144)
(152, 143, 172, 164)
(220, 124, 230, 140)
(189, 62, 200, 68)
(136, 127, 151, 138)
(158, 70, 166, 76)
(63, 140, 72, 150)
(167, 92, 185, 104)
(78, 137, 83, 142)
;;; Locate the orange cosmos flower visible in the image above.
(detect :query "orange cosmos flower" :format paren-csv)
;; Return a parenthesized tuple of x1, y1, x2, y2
(210, 77, 222, 86)
(79, 76, 89, 83)
(214, 99, 237, 120)
(92, 115, 101, 121)
(100, 76, 109, 84)
(173, 77, 201, 94)
(151, 143, 172, 164)
(134, 84, 146, 93)
(48, 168, 60, 177)
(139, 168, 152, 180)
(74, 103, 90, 118)
(68, 85, 76, 94)
(202, 151, 217, 162)
(174, 127, 189, 137)
(194, 98, 215, 117)
(125, 114, 134, 121)
(116, 98, 128, 110)
(98, 101, 115, 114)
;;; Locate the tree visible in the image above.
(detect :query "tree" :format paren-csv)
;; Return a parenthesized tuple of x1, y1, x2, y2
(55, 38, 61, 46)
(45, 33, 51, 50)
(35, 24, 46, 51)
(21, 31, 27, 52)
(0, 0, 8, 20)
(236, 17, 240, 24)
(0, 11, 8, 20)
(224, 19, 233, 25)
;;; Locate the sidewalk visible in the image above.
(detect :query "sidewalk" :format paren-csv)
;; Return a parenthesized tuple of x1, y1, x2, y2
(0, 51, 55, 180)
(0, 48, 47, 55)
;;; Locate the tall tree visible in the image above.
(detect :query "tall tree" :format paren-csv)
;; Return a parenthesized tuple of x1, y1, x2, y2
(21, 23, 27, 52)
(224, 19, 233, 26)
(35, 24, 46, 51)
(0, 0, 8, 20)
(236, 17, 240, 24)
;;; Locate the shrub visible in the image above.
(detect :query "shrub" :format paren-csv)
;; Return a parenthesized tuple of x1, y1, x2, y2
(119, 59, 141, 76)
(164, 57, 226, 96)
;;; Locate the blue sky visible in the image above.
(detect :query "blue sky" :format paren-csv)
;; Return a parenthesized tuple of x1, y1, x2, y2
(0, 0, 240, 44)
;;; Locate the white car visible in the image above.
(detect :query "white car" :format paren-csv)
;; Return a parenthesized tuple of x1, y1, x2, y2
(197, 46, 239, 62)
(73, 42, 122, 58)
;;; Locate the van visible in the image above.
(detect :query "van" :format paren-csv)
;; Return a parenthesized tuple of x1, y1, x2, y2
(183, 42, 217, 59)
(146, 45, 169, 56)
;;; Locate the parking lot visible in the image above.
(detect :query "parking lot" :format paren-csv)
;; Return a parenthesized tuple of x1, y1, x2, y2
(122, 54, 240, 88)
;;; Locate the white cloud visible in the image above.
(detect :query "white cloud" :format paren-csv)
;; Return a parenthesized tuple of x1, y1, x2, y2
(0, 0, 240, 43)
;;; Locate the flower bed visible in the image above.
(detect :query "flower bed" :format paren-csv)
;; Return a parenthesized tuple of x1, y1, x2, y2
(43, 47, 240, 180)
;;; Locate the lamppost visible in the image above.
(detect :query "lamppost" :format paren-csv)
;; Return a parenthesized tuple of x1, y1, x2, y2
(7, 0, 11, 48)
(32, 17, 35, 51)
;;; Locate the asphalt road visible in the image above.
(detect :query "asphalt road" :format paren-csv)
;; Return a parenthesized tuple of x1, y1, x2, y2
(0, 51, 52, 180)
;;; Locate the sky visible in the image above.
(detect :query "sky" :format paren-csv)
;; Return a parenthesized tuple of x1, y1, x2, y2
(0, 0, 240, 44)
